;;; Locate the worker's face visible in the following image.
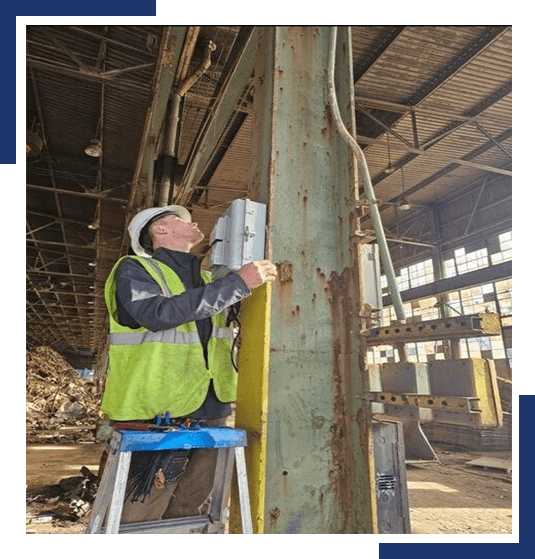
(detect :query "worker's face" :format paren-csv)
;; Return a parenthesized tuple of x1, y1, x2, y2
(154, 214, 204, 248)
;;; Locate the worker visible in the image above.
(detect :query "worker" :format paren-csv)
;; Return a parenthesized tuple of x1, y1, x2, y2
(100, 204, 277, 523)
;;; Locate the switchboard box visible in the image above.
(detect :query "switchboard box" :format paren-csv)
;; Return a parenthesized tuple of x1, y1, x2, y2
(209, 199, 267, 271)
(373, 420, 411, 534)
(359, 243, 383, 310)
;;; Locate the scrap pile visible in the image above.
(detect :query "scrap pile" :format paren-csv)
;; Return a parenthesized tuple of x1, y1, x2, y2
(26, 346, 102, 443)
(26, 466, 100, 528)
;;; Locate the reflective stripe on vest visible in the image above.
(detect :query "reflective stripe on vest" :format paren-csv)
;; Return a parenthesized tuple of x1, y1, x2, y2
(143, 258, 173, 297)
(109, 325, 233, 346)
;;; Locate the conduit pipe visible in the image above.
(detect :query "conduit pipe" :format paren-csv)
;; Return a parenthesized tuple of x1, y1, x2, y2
(327, 26, 406, 322)
(158, 37, 217, 206)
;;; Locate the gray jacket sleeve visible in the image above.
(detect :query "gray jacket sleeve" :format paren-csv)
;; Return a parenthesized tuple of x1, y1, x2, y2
(115, 259, 251, 332)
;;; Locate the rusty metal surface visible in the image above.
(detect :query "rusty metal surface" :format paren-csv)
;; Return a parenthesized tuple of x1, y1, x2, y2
(363, 312, 502, 345)
(363, 392, 481, 413)
(250, 27, 375, 534)
(368, 359, 503, 429)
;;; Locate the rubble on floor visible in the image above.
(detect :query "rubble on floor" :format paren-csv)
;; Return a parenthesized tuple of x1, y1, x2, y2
(26, 346, 105, 529)
(26, 466, 98, 528)
(26, 346, 103, 444)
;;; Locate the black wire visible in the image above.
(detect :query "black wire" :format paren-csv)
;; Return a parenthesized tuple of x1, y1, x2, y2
(226, 302, 242, 372)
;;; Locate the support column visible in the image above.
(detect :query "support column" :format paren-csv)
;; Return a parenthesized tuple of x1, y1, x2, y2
(238, 26, 376, 534)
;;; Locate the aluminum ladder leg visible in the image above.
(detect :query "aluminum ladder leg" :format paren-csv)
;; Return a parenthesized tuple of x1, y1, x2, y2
(87, 427, 253, 534)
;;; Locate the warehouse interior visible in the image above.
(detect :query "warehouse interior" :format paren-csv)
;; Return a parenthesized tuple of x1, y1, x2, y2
(26, 26, 512, 534)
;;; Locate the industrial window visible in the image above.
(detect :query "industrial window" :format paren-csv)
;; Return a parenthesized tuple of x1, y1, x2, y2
(443, 230, 511, 278)
(443, 247, 488, 277)
(456, 336, 506, 360)
(381, 258, 434, 295)
(410, 296, 440, 322)
(367, 345, 397, 364)
(369, 285, 511, 369)
(491, 231, 512, 265)
(495, 279, 512, 316)
(456, 247, 489, 274)
(447, 282, 511, 318)
(368, 232, 511, 372)
(402, 259, 434, 289)
(444, 280, 511, 371)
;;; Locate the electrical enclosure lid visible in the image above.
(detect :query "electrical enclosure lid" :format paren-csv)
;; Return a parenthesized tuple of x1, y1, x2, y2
(209, 199, 267, 271)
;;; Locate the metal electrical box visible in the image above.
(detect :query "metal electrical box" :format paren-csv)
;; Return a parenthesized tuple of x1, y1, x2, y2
(209, 199, 267, 271)
(373, 420, 411, 534)
(359, 244, 383, 310)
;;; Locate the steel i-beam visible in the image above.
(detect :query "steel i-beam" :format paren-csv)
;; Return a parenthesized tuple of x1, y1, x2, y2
(234, 27, 376, 534)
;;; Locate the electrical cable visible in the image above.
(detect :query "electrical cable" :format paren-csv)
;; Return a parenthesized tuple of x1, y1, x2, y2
(226, 301, 242, 371)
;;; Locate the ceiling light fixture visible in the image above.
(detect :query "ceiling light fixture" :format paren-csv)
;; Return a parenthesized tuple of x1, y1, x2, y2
(84, 139, 103, 158)
(398, 198, 412, 211)
(399, 168, 411, 210)
(89, 261, 97, 267)
(27, 130, 44, 157)
(87, 218, 100, 230)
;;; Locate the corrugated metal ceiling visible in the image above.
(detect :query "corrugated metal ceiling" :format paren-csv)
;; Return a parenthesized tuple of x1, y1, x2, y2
(26, 25, 512, 368)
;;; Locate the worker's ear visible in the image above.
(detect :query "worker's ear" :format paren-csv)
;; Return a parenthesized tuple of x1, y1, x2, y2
(151, 223, 168, 236)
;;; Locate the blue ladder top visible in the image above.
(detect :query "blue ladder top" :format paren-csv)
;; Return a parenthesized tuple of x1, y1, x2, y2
(115, 426, 248, 452)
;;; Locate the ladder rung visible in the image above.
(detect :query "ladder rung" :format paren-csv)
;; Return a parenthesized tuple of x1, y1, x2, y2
(112, 515, 223, 534)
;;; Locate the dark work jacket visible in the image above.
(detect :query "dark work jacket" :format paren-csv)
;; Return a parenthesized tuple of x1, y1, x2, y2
(114, 247, 250, 419)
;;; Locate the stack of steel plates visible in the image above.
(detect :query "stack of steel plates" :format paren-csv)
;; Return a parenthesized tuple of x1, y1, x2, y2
(422, 375, 512, 452)
(422, 412, 512, 452)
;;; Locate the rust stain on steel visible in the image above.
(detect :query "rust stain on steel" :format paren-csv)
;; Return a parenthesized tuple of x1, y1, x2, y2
(276, 261, 296, 324)
(162, 33, 176, 66)
(326, 266, 360, 532)
(277, 261, 294, 284)
(269, 507, 281, 530)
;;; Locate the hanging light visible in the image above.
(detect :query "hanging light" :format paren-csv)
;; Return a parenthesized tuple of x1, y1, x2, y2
(27, 130, 44, 157)
(87, 218, 100, 230)
(85, 116, 103, 157)
(398, 198, 412, 211)
(398, 168, 411, 210)
(84, 139, 103, 158)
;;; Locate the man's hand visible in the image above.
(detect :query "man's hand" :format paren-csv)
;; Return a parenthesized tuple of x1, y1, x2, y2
(237, 260, 278, 290)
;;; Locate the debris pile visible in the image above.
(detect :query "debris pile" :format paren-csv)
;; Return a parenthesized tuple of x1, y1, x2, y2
(26, 466, 99, 528)
(26, 346, 102, 443)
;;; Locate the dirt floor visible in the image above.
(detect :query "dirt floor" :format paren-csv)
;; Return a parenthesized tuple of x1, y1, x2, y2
(26, 440, 512, 535)
(26, 439, 105, 534)
(406, 444, 512, 534)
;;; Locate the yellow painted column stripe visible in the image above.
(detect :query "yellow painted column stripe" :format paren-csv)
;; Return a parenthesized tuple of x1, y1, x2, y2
(230, 282, 271, 534)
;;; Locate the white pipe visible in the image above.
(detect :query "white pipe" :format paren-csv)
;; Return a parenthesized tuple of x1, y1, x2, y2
(326, 27, 406, 321)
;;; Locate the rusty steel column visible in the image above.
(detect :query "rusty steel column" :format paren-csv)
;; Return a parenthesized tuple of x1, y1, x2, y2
(248, 26, 377, 534)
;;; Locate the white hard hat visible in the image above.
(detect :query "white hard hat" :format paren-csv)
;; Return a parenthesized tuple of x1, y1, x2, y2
(127, 205, 191, 257)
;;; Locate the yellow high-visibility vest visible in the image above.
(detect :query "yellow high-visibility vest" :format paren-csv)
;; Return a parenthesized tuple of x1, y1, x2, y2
(101, 256, 236, 420)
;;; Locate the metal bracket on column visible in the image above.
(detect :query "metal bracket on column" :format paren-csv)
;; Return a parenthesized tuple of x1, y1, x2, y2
(362, 392, 482, 414)
(362, 313, 502, 345)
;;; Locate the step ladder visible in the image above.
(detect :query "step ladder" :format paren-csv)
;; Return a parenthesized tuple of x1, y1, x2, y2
(87, 426, 253, 534)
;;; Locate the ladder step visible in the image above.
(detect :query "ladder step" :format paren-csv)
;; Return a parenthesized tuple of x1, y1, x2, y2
(117, 426, 248, 452)
(110, 515, 224, 534)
